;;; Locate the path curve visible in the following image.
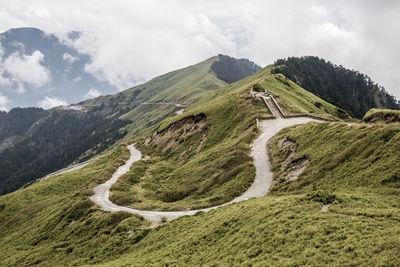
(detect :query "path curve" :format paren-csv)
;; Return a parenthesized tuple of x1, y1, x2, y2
(90, 117, 317, 222)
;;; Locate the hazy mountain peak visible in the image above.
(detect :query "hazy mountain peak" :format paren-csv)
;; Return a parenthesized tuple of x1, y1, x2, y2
(211, 54, 261, 83)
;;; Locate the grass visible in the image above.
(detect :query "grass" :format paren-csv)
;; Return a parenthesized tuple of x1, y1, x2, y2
(1, 68, 399, 265)
(99, 120, 400, 266)
(363, 108, 400, 123)
(258, 74, 351, 119)
(110, 69, 348, 211)
(0, 144, 150, 266)
(111, 78, 270, 210)
(269, 122, 400, 193)
(99, 191, 400, 266)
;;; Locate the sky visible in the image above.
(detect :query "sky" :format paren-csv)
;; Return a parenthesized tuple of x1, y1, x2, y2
(0, 0, 399, 110)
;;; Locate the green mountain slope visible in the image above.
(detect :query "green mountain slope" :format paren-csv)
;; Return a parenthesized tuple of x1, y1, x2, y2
(253, 74, 351, 119)
(0, 63, 352, 265)
(0, 55, 260, 195)
(272, 56, 400, 118)
(1, 57, 399, 266)
(109, 66, 346, 211)
(269, 122, 400, 193)
(101, 191, 400, 266)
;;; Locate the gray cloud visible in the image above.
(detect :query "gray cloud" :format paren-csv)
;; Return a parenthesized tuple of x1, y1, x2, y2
(0, 0, 399, 99)
(0, 92, 9, 111)
(38, 96, 67, 109)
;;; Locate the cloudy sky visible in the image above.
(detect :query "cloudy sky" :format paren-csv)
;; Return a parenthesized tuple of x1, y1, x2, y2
(0, 0, 399, 110)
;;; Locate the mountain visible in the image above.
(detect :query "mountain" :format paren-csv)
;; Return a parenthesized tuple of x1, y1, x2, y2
(109, 66, 347, 211)
(0, 55, 261, 195)
(1, 59, 399, 266)
(272, 56, 400, 118)
(211, 54, 261, 83)
(0, 27, 115, 109)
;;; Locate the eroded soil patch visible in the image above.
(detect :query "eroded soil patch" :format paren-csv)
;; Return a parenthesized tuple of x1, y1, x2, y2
(271, 137, 310, 183)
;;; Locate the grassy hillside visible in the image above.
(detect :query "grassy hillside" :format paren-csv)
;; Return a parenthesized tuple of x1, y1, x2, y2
(254, 74, 351, 119)
(100, 118, 400, 266)
(363, 108, 400, 123)
(109, 68, 349, 211)
(0, 66, 399, 266)
(100, 191, 400, 266)
(0, 144, 154, 266)
(269, 122, 400, 193)
(2, 138, 399, 266)
(110, 75, 269, 210)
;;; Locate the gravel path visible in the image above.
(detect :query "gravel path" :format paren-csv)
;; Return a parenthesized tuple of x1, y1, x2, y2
(90, 117, 317, 223)
(40, 157, 99, 182)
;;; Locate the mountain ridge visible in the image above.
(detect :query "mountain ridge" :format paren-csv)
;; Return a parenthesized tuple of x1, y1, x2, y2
(272, 56, 400, 118)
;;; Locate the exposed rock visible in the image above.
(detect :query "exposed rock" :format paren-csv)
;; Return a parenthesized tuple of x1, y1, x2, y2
(145, 113, 208, 156)
(274, 137, 310, 182)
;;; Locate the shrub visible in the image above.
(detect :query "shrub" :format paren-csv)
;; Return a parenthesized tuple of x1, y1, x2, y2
(314, 101, 322, 108)
(253, 83, 264, 92)
(306, 190, 337, 205)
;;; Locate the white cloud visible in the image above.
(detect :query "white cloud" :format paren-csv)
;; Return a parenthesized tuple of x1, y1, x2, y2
(72, 76, 82, 82)
(0, 0, 399, 99)
(10, 41, 25, 51)
(38, 96, 67, 109)
(3, 50, 50, 88)
(0, 93, 9, 111)
(62, 52, 78, 63)
(84, 88, 101, 99)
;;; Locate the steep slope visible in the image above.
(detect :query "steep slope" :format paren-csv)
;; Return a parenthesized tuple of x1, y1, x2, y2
(272, 56, 400, 118)
(0, 55, 260, 195)
(0, 107, 48, 151)
(252, 74, 351, 119)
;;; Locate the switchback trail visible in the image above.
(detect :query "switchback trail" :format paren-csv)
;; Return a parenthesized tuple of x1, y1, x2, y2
(90, 117, 317, 223)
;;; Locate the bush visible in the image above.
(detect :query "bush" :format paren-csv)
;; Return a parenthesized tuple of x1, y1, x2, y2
(253, 83, 264, 92)
(110, 192, 138, 205)
(306, 190, 337, 205)
(314, 101, 322, 108)
(160, 216, 168, 223)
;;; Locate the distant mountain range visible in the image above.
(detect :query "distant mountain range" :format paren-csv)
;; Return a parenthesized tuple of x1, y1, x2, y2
(0, 27, 115, 109)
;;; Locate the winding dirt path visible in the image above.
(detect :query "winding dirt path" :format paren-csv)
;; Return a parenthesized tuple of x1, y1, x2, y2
(89, 117, 317, 222)
(39, 157, 100, 182)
